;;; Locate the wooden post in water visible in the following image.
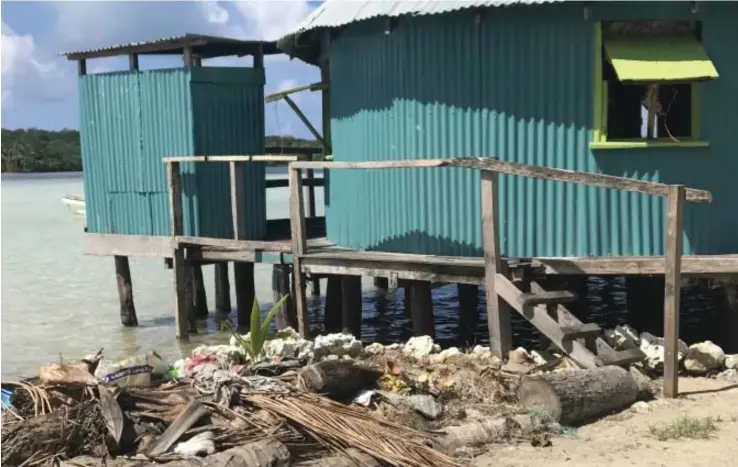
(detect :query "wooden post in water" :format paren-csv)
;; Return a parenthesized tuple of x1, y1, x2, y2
(341, 275, 362, 337)
(115, 255, 138, 326)
(715, 279, 738, 354)
(457, 283, 478, 345)
(374, 277, 389, 290)
(272, 264, 296, 330)
(481, 170, 513, 359)
(663, 185, 685, 399)
(168, 161, 191, 339)
(214, 263, 231, 313)
(192, 264, 209, 319)
(289, 166, 310, 337)
(310, 276, 321, 297)
(230, 160, 256, 331)
(408, 280, 435, 338)
(324, 275, 343, 333)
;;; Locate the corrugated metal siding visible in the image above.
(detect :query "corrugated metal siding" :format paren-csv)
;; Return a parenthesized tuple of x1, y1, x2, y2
(80, 67, 269, 239)
(190, 67, 267, 239)
(325, 2, 738, 257)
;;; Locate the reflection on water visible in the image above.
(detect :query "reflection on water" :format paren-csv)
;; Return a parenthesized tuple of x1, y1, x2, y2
(0, 172, 723, 380)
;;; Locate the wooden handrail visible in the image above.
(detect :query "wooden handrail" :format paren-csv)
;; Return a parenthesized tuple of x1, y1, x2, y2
(163, 155, 304, 163)
(290, 157, 712, 203)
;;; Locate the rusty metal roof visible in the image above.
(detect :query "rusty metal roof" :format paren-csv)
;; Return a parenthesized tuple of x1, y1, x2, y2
(290, 0, 563, 34)
(61, 33, 280, 61)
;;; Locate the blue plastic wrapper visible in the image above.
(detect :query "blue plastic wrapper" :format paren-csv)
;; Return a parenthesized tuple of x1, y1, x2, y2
(1, 387, 14, 411)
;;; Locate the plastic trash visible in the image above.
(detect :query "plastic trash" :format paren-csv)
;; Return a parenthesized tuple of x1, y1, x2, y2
(1, 387, 14, 411)
(96, 350, 169, 388)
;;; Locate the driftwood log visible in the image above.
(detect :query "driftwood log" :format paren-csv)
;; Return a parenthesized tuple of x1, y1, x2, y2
(297, 360, 382, 400)
(434, 414, 544, 454)
(517, 366, 643, 425)
(59, 438, 290, 467)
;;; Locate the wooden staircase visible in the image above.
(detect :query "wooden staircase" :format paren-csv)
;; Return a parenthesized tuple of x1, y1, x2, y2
(496, 274, 645, 369)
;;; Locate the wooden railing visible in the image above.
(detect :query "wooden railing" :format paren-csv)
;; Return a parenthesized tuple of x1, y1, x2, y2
(287, 157, 712, 398)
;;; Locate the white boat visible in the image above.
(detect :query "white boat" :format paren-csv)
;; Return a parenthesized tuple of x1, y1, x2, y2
(61, 195, 86, 217)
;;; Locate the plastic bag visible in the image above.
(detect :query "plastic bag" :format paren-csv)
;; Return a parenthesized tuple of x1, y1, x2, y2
(96, 350, 168, 388)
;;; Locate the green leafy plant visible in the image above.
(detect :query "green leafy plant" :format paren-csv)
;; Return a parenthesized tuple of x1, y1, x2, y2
(222, 294, 290, 361)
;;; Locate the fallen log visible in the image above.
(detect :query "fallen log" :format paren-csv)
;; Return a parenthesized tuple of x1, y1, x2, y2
(517, 366, 643, 425)
(434, 414, 544, 454)
(296, 360, 382, 400)
(59, 438, 291, 467)
(294, 448, 380, 466)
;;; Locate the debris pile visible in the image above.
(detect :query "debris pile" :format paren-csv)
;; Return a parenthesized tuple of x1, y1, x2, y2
(2, 323, 735, 467)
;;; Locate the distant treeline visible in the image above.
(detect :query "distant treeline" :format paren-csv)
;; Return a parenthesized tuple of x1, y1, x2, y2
(1, 129, 322, 173)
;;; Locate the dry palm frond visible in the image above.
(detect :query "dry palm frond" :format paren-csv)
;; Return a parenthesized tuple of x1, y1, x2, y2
(244, 392, 465, 467)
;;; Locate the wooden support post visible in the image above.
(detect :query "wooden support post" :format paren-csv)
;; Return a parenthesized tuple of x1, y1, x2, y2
(481, 171, 513, 358)
(168, 161, 190, 339)
(306, 168, 317, 218)
(457, 283, 479, 345)
(663, 185, 685, 399)
(214, 263, 231, 313)
(289, 166, 309, 337)
(408, 280, 435, 338)
(341, 275, 362, 337)
(183, 46, 193, 69)
(320, 61, 332, 155)
(128, 54, 139, 71)
(77, 59, 87, 76)
(193, 56, 202, 67)
(374, 277, 389, 291)
(403, 286, 412, 319)
(283, 96, 326, 148)
(272, 264, 296, 330)
(115, 255, 138, 326)
(253, 43, 264, 69)
(233, 262, 255, 331)
(715, 280, 738, 354)
(192, 264, 208, 319)
(310, 276, 321, 297)
(324, 275, 343, 333)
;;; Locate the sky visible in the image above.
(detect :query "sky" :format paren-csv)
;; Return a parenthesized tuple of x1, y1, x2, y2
(0, 0, 324, 138)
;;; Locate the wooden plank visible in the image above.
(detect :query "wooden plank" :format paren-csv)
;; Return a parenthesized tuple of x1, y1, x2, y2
(178, 236, 292, 253)
(292, 159, 448, 170)
(535, 256, 738, 276)
(496, 275, 598, 369)
(229, 161, 247, 239)
(302, 260, 482, 286)
(595, 348, 646, 367)
(291, 157, 711, 203)
(519, 290, 577, 306)
(448, 158, 712, 203)
(663, 185, 685, 399)
(83, 233, 173, 258)
(289, 167, 309, 337)
(306, 169, 317, 218)
(481, 171, 513, 358)
(561, 323, 601, 341)
(283, 95, 326, 147)
(167, 161, 189, 340)
(264, 81, 328, 103)
(163, 155, 301, 163)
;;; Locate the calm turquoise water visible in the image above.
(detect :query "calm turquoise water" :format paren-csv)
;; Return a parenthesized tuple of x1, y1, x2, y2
(1, 172, 722, 379)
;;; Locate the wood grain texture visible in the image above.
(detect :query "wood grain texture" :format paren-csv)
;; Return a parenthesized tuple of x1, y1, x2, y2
(289, 167, 309, 336)
(663, 185, 685, 398)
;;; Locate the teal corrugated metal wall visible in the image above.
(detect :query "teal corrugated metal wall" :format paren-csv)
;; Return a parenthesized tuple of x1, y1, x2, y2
(190, 67, 267, 239)
(325, 1, 738, 257)
(79, 67, 267, 239)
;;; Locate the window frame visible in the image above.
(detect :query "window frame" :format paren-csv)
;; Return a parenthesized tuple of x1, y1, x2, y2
(590, 22, 709, 150)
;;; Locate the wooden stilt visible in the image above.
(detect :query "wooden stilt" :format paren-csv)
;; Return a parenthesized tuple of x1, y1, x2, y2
(167, 161, 189, 340)
(341, 275, 362, 337)
(192, 264, 209, 319)
(288, 166, 309, 337)
(403, 286, 412, 319)
(626, 275, 665, 335)
(186, 262, 198, 334)
(408, 280, 435, 338)
(324, 275, 343, 333)
(457, 283, 478, 345)
(233, 262, 255, 332)
(272, 264, 296, 330)
(480, 170, 513, 358)
(715, 279, 738, 354)
(310, 276, 321, 297)
(374, 277, 389, 291)
(114, 255, 138, 327)
(214, 262, 231, 313)
(663, 185, 685, 399)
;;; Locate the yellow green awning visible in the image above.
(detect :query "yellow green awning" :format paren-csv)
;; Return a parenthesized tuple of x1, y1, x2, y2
(604, 36, 719, 84)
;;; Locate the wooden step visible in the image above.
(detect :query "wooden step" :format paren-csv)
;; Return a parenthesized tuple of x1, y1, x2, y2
(594, 348, 645, 367)
(519, 290, 577, 307)
(560, 323, 601, 341)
